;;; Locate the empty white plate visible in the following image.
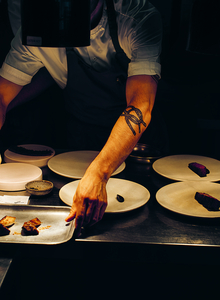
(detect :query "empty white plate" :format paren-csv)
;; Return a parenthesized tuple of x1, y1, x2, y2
(48, 151, 125, 179)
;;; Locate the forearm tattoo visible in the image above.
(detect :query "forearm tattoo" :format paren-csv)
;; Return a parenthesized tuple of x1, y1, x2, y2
(151, 74, 160, 84)
(121, 105, 146, 136)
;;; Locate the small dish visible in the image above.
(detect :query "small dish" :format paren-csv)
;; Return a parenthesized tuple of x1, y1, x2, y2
(25, 180, 53, 196)
(129, 143, 162, 164)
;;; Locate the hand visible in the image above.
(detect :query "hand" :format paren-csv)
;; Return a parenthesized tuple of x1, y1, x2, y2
(65, 172, 108, 237)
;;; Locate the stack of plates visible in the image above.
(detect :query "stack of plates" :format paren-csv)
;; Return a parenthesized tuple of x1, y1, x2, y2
(0, 163, 42, 191)
(4, 144, 55, 168)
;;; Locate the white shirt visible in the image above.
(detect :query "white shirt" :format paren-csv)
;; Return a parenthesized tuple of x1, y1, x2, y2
(0, 0, 162, 89)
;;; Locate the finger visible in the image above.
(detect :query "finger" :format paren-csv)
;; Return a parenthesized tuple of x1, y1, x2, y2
(65, 205, 76, 222)
(74, 201, 88, 237)
(93, 203, 103, 222)
(74, 214, 84, 237)
(83, 200, 97, 225)
(90, 202, 107, 226)
(99, 202, 107, 220)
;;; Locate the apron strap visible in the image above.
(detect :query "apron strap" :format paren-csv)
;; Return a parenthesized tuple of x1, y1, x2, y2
(106, 0, 131, 69)
(106, 0, 123, 54)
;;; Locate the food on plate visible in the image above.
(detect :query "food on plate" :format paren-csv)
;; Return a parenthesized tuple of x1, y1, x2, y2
(0, 215, 16, 227)
(116, 194, 124, 203)
(195, 192, 220, 211)
(188, 162, 210, 177)
(22, 217, 42, 236)
(0, 223, 10, 236)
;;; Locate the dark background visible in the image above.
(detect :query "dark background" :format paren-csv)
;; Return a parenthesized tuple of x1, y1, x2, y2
(0, 0, 220, 157)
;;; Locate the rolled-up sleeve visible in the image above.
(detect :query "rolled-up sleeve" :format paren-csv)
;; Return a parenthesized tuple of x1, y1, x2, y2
(0, 29, 68, 88)
(0, 63, 33, 85)
(119, 2, 162, 78)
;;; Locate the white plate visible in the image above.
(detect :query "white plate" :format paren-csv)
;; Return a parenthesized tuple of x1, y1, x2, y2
(48, 151, 125, 179)
(4, 144, 55, 168)
(59, 178, 150, 213)
(0, 163, 42, 191)
(153, 154, 220, 182)
(156, 181, 220, 218)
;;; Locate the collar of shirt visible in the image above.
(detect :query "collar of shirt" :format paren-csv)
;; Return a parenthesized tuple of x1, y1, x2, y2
(74, 6, 114, 71)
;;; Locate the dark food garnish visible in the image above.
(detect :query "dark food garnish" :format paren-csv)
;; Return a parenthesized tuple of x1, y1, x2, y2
(188, 162, 210, 177)
(8, 146, 53, 156)
(116, 194, 124, 203)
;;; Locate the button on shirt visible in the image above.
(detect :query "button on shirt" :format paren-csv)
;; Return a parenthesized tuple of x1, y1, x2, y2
(0, 0, 162, 89)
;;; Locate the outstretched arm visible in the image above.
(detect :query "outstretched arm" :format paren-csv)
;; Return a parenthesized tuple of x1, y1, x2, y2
(65, 74, 158, 237)
(0, 76, 23, 129)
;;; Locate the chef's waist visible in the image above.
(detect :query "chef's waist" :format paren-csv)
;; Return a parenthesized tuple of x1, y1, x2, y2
(65, 100, 125, 127)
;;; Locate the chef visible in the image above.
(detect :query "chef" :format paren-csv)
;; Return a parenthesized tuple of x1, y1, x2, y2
(0, 0, 162, 236)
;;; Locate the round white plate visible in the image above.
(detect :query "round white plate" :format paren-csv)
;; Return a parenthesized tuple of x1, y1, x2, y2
(59, 178, 150, 213)
(0, 163, 42, 191)
(4, 144, 55, 168)
(156, 181, 220, 218)
(48, 151, 125, 179)
(153, 154, 220, 182)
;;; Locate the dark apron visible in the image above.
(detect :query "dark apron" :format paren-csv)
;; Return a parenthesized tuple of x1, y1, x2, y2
(64, 0, 130, 150)
(63, 0, 169, 154)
